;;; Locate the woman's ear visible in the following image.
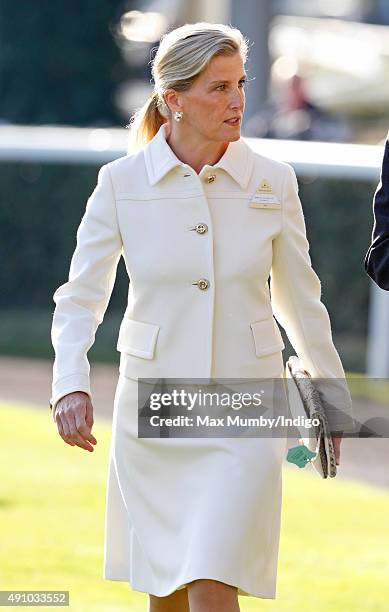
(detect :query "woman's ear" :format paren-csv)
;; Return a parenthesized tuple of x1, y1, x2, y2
(163, 89, 183, 116)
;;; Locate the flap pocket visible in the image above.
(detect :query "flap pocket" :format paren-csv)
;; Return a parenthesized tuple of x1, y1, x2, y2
(116, 318, 160, 359)
(250, 317, 285, 357)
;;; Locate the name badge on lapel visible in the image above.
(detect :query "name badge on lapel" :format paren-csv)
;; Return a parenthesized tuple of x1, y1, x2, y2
(249, 179, 281, 209)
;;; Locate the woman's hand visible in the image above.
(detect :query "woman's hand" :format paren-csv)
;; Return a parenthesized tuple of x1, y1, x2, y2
(53, 391, 97, 452)
(298, 431, 343, 466)
(331, 431, 343, 466)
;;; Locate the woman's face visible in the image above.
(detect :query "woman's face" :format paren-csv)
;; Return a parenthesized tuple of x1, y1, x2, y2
(166, 52, 247, 143)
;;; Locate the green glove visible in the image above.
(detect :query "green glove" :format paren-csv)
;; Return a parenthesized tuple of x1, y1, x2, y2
(287, 444, 317, 468)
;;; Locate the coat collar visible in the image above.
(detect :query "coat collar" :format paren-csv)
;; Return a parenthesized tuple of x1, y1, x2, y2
(144, 123, 254, 189)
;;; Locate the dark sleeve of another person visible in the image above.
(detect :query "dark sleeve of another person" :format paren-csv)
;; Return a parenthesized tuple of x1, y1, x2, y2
(364, 135, 389, 290)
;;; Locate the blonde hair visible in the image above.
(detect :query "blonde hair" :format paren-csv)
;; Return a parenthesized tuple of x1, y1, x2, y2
(126, 22, 249, 151)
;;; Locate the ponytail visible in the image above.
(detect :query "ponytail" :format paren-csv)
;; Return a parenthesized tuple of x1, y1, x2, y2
(127, 92, 166, 152)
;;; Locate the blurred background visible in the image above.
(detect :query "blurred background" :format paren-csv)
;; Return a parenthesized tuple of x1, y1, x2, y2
(1, 2, 389, 610)
(1, 0, 389, 380)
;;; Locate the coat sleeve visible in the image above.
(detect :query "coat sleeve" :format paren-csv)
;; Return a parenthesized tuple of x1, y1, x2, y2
(50, 164, 123, 418)
(270, 163, 355, 432)
(364, 135, 389, 289)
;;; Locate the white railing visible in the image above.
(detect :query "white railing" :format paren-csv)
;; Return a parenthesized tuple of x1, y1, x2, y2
(0, 124, 384, 180)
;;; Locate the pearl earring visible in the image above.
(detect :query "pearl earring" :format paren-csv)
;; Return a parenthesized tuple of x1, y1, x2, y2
(174, 111, 183, 122)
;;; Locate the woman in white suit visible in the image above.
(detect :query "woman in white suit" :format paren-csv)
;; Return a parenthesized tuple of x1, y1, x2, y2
(50, 22, 352, 612)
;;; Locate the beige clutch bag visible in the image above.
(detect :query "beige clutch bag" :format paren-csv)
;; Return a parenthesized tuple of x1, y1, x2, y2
(285, 355, 337, 478)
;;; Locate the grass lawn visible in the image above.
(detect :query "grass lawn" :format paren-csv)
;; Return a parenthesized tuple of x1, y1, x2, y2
(1, 401, 388, 611)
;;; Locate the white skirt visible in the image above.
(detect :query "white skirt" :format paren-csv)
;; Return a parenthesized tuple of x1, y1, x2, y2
(103, 373, 288, 599)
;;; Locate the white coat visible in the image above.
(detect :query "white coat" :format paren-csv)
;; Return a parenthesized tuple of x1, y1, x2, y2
(50, 122, 351, 430)
(50, 122, 353, 600)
